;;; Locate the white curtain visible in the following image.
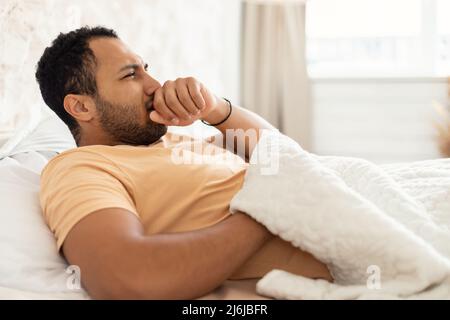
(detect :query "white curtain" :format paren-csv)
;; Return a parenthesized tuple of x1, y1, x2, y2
(241, 0, 312, 150)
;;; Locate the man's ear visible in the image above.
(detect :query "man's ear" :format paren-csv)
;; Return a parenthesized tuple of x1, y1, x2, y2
(63, 94, 95, 122)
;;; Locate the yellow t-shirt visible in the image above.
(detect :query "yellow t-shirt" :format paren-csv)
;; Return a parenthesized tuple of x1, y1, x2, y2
(40, 132, 328, 280)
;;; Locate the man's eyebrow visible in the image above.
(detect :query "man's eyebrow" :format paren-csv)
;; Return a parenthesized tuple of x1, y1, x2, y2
(117, 58, 146, 74)
(117, 63, 140, 73)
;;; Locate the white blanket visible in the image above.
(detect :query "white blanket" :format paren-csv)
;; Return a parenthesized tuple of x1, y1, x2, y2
(230, 130, 450, 299)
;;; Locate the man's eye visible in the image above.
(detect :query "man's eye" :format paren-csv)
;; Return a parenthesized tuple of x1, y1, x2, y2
(123, 72, 136, 79)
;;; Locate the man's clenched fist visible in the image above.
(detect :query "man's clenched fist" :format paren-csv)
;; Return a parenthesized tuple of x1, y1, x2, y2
(149, 77, 219, 126)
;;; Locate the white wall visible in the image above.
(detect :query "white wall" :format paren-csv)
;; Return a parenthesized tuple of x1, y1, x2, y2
(312, 77, 449, 163)
(0, 0, 241, 127)
(2, 1, 445, 164)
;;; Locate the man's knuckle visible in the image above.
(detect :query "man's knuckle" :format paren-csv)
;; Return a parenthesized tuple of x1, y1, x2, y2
(165, 95, 177, 105)
(187, 76, 198, 83)
(194, 92, 204, 103)
(178, 94, 191, 105)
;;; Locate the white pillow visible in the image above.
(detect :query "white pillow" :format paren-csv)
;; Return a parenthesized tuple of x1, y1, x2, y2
(0, 107, 86, 297)
(5, 104, 77, 157)
(0, 103, 77, 159)
(0, 151, 84, 295)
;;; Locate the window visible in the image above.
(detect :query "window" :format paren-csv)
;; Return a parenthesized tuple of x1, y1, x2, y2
(306, 0, 450, 77)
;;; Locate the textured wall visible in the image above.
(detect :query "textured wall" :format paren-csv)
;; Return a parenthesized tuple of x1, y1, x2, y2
(0, 0, 241, 127)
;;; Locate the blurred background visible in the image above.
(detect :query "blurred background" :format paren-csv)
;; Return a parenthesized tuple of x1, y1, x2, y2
(1, 0, 449, 163)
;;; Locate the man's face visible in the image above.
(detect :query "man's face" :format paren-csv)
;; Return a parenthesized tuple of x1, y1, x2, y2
(88, 37, 167, 146)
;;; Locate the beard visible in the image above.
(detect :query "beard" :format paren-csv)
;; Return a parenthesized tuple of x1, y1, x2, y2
(94, 94, 167, 146)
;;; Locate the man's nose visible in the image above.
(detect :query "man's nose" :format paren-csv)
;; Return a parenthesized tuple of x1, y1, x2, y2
(143, 73, 161, 96)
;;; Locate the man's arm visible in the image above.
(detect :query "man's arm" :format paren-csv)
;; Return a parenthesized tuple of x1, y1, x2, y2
(150, 77, 277, 162)
(202, 98, 276, 161)
(62, 208, 271, 299)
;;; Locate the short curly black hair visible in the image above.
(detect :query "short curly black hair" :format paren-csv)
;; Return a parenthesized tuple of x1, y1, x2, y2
(35, 26, 118, 142)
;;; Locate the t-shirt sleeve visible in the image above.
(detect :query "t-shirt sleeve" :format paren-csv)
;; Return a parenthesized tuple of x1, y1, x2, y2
(40, 150, 138, 251)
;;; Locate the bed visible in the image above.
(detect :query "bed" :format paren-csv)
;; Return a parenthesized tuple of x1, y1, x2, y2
(0, 279, 267, 300)
(3, 103, 450, 300)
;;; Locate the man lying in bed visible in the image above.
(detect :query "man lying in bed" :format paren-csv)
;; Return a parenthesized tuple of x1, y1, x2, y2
(35, 26, 332, 299)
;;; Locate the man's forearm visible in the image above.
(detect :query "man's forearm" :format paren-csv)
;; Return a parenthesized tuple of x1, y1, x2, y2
(202, 98, 276, 161)
(130, 213, 271, 299)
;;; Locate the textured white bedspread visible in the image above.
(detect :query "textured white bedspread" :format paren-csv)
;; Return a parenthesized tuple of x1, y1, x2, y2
(230, 130, 450, 299)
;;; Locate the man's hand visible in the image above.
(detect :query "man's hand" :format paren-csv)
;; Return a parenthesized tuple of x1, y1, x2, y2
(150, 77, 225, 126)
(150, 76, 277, 162)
